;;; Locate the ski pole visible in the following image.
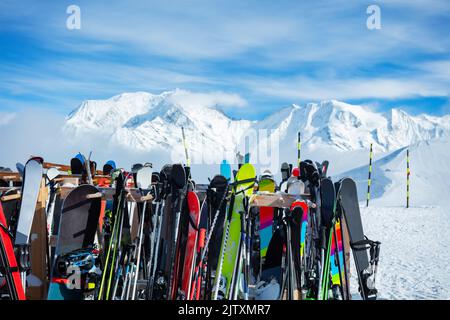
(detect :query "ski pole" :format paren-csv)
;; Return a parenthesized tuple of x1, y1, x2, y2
(146, 181, 167, 300)
(297, 132, 301, 169)
(131, 200, 147, 300)
(181, 126, 190, 167)
(166, 189, 185, 300)
(104, 174, 130, 299)
(145, 186, 161, 296)
(213, 218, 230, 300)
(191, 185, 229, 299)
(406, 149, 410, 208)
(366, 144, 373, 207)
(244, 136, 250, 164)
(181, 127, 191, 182)
(98, 183, 124, 299)
(146, 199, 164, 299)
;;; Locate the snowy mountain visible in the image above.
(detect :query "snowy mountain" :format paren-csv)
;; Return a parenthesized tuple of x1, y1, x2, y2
(65, 91, 450, 153)
(256, 100, 450, 154)
(65, 90, 253, 164)
(64, 90, 450, 178)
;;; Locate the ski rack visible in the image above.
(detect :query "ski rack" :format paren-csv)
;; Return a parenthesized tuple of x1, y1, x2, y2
(58, 186, 153, 203)
(0, 188, 22, 200)
(249, 191, 311, 208)
(42, 161, 104, 175)
(0, 172, 22, 183)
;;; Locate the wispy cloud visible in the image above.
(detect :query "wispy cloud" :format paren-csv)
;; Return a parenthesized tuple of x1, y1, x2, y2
(0, 112, 16, 126)
(239, 72, 450, 102)
(0, 0, 449, 117)
(167, 89, 248, 109)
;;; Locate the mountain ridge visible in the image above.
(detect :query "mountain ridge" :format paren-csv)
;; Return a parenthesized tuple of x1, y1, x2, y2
(64, 90, 450, 160)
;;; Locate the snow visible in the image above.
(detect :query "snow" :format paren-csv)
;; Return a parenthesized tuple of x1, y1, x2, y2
(358, 205, 450, 300)
(335, 139, 450, 206)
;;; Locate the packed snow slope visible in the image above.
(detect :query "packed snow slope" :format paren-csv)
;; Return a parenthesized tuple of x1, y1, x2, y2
(358, 205, 450, 300)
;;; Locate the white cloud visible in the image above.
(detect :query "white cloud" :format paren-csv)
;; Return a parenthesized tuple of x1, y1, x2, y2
(167, 89, 248, 109)
(0, 112, 16, 126)
(240, 74, 450, 102)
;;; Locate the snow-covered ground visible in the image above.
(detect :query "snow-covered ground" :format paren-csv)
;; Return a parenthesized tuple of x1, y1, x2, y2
(334, 139, 450, 300)
(355, 205, 450, 300)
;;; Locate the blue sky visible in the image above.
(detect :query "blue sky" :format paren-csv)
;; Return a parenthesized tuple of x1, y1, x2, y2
(0, 0, 449, 120)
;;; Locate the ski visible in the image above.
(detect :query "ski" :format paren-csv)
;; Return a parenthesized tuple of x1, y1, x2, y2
(213, 163, 256, 300)
(336, 177, 380, 300)
(0, 202, 26, 300)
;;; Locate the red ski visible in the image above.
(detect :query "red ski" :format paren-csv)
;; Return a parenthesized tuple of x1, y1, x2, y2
(181, 191, 200, 299)
(190, 198, 208, 300)
(0, 202, 26, 300)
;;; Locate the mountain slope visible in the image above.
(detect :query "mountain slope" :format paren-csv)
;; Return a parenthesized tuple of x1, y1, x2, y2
(335, 139, 450, 206)
(65, 90, 253, 164)
(256, 100, 450, 156)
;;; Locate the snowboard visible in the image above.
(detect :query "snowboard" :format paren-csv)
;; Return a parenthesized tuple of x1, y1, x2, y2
(14, 157, 43, 289)
(48, 184, 102, 300)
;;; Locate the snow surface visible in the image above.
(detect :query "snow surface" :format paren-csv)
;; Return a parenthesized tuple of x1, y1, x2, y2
(358, 205, 450, 300)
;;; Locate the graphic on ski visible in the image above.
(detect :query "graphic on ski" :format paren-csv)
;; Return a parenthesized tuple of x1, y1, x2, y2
(329, 218, 348, 299)
(258, 171, 276, 262)
(213, 163, 255, 300)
